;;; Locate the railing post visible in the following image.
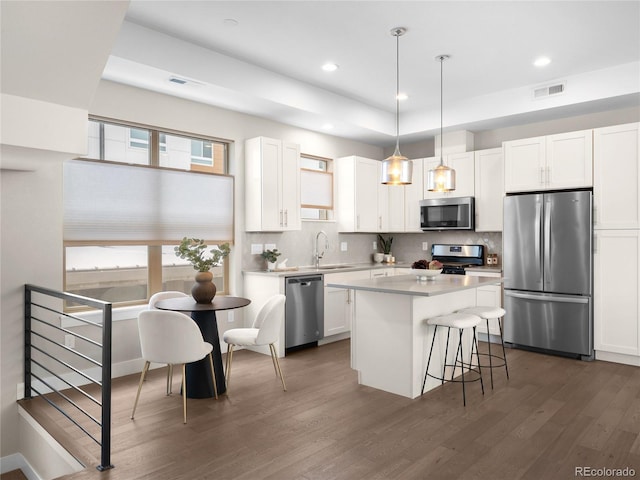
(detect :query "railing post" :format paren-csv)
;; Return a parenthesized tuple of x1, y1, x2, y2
(24, 285, 32, 399)
(97, 302, 114, 471)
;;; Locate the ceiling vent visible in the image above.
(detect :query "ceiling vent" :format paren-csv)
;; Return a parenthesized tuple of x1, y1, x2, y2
(533, 82, 566, 99)
(169, 76, 188, 85)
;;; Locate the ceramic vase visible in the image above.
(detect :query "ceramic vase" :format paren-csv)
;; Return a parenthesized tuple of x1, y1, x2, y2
(191, 271, 216, 304)
(267, 261, 277, 271)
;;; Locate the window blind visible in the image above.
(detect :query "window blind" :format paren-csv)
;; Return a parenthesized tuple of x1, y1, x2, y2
(300, 169, 333, 208)
(64, 160, 234, 242)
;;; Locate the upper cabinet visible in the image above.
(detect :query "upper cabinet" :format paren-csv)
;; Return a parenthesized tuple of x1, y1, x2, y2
(337, 156, 384, 232)
(504, 130, 593, 193)
(404, 159, 424, 232)
(423, 152, 475, 199)
(593, 123, 640, 230)
(474, 148, 504, 232)
(245, 136, 301, 232)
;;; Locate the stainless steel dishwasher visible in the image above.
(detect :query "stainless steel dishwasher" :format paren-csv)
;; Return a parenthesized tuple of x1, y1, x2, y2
(285, 275, 324, 351)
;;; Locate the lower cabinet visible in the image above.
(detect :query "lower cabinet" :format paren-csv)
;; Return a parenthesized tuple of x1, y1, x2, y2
(323, 270, 372, 337)
(594, 230, 640, 360)
(466, 270, 503, 336)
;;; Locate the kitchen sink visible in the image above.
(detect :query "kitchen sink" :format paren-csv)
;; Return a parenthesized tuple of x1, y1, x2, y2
(317, 264, 354, 270)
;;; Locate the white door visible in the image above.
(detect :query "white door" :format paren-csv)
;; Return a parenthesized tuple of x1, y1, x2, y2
(504, 136, 546, 192)
(261, 137, 282, 230)
(593, 123, 640, 230)
(546, 130, 593, 189)
(594, 230, 640, 356)
(404, 159, 424, 232)
(281, 142, 301, 230)
(354, 158, 379, 231)
(474, 148, 504, 232)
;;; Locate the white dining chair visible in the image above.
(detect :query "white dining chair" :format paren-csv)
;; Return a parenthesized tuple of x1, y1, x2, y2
(148, 291, 188, 394)
(131, 309, 218, 424)
(223, 294, 287, 392)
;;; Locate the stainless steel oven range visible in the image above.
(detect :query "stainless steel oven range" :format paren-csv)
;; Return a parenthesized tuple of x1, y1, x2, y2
(431, 244, 484, 275)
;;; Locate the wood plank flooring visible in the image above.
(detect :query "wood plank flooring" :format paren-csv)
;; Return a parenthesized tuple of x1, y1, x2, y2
(19, 340, 640, 480)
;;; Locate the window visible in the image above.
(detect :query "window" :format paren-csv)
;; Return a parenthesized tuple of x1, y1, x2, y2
(66, 118, 233, 308)
(300, 155, 333, 220)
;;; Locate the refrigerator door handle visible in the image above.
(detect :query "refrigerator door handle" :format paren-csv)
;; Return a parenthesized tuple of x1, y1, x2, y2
(544, 198, 552, 284)
(534, 200, 543, 278)
(505, 290, 590, 304)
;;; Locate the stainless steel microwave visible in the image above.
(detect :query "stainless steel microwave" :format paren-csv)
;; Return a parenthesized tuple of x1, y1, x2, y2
(419, 197, 475, 231)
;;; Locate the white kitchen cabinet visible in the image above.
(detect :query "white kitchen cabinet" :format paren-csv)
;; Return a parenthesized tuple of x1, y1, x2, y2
(504, 130, 592, 193)
(466, 270, 502, 336)
(245, 136, 301, 231)
(423, 152, 475, 199)
(404, 159, 424, 232)
(384, 183, 404, 232)
(594, 230, 640, 360)
(474, 148, 504, 232)
(337, 156, 388, 232)
(593, 123, 640, 230)
(323, 269, 372, 337)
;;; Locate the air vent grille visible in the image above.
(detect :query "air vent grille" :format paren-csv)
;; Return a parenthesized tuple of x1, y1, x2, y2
(533, 82, 565, 99)
(169, 77, 188, 85)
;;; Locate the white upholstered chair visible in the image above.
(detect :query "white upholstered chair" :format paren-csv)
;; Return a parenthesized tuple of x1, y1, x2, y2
(148, 291, 188, 394)
(131, 309, 218, 424)
(223, 294, 287, 392)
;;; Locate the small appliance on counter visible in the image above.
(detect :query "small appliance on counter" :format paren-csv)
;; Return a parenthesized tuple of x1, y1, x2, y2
(430, 244, 484, 275)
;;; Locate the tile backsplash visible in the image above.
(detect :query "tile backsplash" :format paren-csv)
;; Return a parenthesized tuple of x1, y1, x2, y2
(243, 224, 502, 270)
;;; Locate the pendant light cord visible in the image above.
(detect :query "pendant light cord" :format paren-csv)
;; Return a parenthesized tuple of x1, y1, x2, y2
(394, 30, 401, 155)
(439, 55, 444, 167)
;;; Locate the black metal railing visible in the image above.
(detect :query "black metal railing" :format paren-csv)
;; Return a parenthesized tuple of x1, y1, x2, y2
(24, 284, 114, 471)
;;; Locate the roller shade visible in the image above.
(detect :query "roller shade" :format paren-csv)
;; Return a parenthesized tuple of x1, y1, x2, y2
(301, 169, 333, 208)
(64, 160, 233, 242)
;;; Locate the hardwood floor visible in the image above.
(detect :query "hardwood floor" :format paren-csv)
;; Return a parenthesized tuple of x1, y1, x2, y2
(19, 340, 640, 480)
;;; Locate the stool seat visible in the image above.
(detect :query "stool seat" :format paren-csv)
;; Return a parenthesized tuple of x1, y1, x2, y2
(427, 312, 482, 329)
(456, 306, 506, 319)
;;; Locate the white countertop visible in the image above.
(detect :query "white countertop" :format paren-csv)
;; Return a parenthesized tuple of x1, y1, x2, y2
(242, 262, 411, 277)
(327, 272, 503, 297)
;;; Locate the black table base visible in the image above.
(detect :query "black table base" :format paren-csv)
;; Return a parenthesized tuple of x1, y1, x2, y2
(185, 310, 227, 398)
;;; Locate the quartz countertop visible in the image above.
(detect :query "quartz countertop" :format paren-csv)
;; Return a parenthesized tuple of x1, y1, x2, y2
(327, 272, 503, 297)
(242, 262, 411, 277)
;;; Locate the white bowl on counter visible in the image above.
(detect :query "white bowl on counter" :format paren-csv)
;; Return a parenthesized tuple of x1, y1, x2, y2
(410, 268, 443, 280)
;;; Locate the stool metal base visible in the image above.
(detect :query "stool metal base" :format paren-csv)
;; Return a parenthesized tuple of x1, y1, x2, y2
(421, 325, 484, 406)
(480, 316, 510, 389)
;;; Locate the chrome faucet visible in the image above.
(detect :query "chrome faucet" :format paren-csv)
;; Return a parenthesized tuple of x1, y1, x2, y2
(314, 230, 329, 269)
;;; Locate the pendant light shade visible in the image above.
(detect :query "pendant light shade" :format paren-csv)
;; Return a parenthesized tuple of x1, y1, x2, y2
(427, 54, 456, 192)
(381, 27, 412, 185)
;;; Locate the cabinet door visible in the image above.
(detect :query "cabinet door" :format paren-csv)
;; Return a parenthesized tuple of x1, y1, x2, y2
(354, 158, 379, 231)
(260, 137, 283, 231)
(546, 130, 593, 189)
(504, 136, 546, 193)
(281, 142, 301, 230)
(385, 184, 405, 232)
(422, 157, 442, 199)
(447, 152, 475, 197)
(404, 159, 424, 232)
(324, 287, 352, 336)
(594, 230, 640, 356)
(593, 123, 640, 230)
(474, 148, 504, 232)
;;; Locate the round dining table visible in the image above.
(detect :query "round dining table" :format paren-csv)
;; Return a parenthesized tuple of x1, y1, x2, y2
(155, 295, 251, 398)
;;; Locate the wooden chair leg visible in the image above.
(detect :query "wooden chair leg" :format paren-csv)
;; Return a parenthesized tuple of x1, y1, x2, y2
(131, 361, 150, 419)
(208, 353, 218, 399)
(182, 364, 187, 424)
(270, 343, 287, 391)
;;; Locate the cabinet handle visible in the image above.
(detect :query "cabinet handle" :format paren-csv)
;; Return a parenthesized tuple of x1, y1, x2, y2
(347, 290, 351, 304)
(593, 205, 597, 226)
(546, 166, 551, 185)
(356, 215, 360, 230)
(280, 210, 284, 226)
(593, 232, 598, 254)
(284, 209, 288, 227)
(379, 216, 382, 230)
(540, 166, 545, 185)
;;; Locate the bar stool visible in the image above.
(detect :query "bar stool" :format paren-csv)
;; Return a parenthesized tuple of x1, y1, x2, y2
(456, 306, 509, 389)
(421, 312, 484, 406)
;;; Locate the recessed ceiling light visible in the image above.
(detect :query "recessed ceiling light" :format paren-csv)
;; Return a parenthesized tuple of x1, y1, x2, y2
(223, 18, 239, 27)
(397, 92, 408, 101)
(534, 56, 551, 67)
(322, 63, 339, 72)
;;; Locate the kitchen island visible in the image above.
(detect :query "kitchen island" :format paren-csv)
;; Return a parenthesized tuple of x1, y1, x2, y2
(327, 273, 503, 399)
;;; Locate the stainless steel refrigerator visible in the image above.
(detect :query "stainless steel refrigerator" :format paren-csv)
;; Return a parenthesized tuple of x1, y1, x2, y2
(503, 190, 593, 359)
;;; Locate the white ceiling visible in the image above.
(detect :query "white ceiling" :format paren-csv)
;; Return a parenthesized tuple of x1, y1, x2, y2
(5, 1, 639, 149)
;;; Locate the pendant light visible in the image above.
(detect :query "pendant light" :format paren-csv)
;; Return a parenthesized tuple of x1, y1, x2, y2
(427, 54, 456, 192)
(381, 27, 412, 185)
